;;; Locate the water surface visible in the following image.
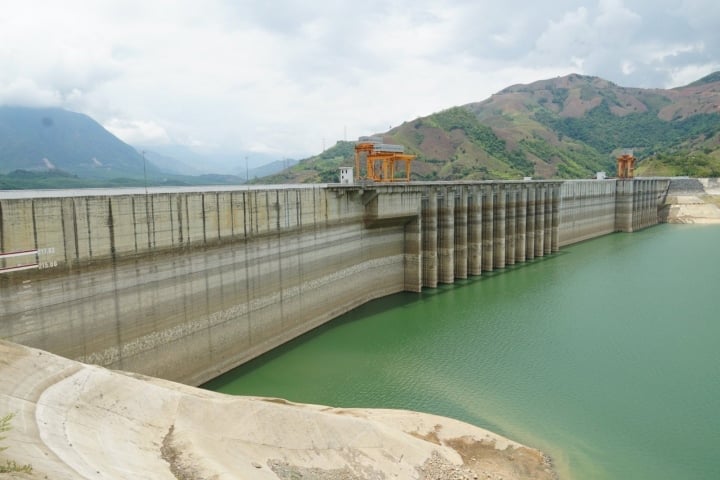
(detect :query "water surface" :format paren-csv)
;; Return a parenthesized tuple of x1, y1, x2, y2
(205, 224, 720, 479)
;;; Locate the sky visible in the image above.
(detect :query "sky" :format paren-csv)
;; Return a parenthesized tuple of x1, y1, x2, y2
(2, 0, 720, 166)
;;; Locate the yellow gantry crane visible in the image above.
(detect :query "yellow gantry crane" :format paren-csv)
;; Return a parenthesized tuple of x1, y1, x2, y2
(617, 149, 635, 178)
(354, 136, 415, 182)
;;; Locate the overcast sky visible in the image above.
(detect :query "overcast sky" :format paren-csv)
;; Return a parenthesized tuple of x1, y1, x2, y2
(2, 0, 719, 163)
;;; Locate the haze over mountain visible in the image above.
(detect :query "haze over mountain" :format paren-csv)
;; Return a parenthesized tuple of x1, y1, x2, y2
(137, 144, 285, 177)
(260, 72, 720, 183)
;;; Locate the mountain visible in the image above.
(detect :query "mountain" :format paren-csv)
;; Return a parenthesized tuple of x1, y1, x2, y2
(140, 148, 203, 176)
(247, 158, 298, 179)
(0, 106, 294, 189)
(258, 72, 720, 182)
(138, 144, 282, 176)
(0, 106, 157, 179)
(256, 141, 355, 184)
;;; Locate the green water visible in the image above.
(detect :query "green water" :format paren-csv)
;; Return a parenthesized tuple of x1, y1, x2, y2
(204, 224, 720, 479)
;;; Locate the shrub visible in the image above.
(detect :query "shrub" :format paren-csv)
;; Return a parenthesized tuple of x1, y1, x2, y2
(0, 413, 33, 474)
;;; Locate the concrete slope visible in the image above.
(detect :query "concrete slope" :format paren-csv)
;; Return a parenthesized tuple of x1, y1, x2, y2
(0, 341, 557, 480)
(662, 195, 720, 224)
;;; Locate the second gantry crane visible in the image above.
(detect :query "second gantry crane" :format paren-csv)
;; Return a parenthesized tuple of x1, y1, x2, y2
(616, 149, 635, 178)
(354, 136, 415, 182)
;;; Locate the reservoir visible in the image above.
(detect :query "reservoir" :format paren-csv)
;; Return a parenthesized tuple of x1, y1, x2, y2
(205, 224, 720, 479)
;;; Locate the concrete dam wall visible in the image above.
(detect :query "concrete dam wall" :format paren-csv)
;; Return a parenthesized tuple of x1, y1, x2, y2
(0, 179, 669, 386)
(558, 178, 669, 245)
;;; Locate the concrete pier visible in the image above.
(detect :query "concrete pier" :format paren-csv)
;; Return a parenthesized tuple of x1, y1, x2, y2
(535, 186, 545, 257)
(505, 189, 516, 266)
(467, 188, 482, 276)
(493, 186, 507, 269)
(454, 188, 468, 280)
(526, 187, 535, 261)
(516, 187, 527, 263)
(551, 188, 560, 253)
(422, 191, 438, 288)
(544, 188, 553, 255)
(482, 187, 494, 272)
(0, 179, 669, 386)
(438, 190, 455, 284)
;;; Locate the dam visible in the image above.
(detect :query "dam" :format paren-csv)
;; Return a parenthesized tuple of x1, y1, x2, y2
(0, 179, 668, 386)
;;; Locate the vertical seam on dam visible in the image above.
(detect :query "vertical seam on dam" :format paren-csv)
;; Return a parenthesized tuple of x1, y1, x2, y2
(201, 194, 207, 244)
(59, 200, 68, 264)
(176, 196, 183, 245)
(85, 200, 93, 258)
(131, 197, 138, 252)
(31, 200, 38, 253)
(216, 194, 221, 240)
(0, 201, 4, 253)
(108, 198, 116, 258)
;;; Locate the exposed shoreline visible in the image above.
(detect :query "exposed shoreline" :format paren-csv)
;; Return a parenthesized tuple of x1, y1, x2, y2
(661, 195, 720, 224)
(0, 340, 557, 480)
(661, 177, 720, 224)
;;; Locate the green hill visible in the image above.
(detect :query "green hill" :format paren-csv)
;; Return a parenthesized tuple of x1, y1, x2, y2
(258, 72, 720, 182)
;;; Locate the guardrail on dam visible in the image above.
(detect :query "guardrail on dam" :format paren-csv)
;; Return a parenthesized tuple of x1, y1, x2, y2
(0, 179, 669, 386)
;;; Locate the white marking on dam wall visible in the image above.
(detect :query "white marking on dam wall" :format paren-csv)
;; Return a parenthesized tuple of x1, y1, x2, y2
(0, 179, 669, 386)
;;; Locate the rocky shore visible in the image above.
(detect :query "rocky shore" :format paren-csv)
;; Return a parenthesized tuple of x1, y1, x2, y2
(0, 341, 556, 480)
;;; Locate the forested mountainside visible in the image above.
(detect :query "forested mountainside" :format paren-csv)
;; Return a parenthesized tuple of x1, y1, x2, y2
(260, 72, 720, 183)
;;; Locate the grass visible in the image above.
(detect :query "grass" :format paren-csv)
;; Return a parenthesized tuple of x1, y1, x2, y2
(0, 413, 33, 474)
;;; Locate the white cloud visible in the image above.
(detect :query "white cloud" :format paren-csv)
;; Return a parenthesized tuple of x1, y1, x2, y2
(668, 64, 720, 87)
(104, 118, 171, 146)
(1, 0, 719, 164)
(622, 61, 636, 75)
(0, 78, 62, 107)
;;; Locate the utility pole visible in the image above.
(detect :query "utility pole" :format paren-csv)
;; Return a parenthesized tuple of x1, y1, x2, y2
(245, 156, 249, 183)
